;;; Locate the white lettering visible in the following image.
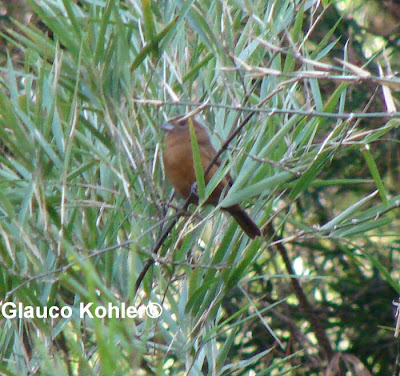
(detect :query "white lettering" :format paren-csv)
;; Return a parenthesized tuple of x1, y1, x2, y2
(80, 302, 93, 318)
(60, 306, 72, 318)
(95, 306, 106, 318)
(36, 306, 47, 319)
(24, 306, 34, 318)
(126, 305, 137, 318)
(108, 303, 119, 318)
(137, 305, 147, 319)
(48, 306, 59, 318)
(2, 302, 16, 318)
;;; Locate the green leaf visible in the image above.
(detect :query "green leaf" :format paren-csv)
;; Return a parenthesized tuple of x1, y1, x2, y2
(189, 118, 206, 200)
(320, 190, 378, 232)
(131, 16, 178, 70)
(142, 0, 157, 43)
(361, 144, 389, 206)
(221, 171, 293, 208)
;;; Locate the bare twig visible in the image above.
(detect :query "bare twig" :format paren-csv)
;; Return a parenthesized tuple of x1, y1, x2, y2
(133, 99, 400, 120)
(264, 223, 333, 360)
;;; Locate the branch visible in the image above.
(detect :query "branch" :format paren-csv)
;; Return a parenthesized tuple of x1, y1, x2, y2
(264, 223, 334, 360)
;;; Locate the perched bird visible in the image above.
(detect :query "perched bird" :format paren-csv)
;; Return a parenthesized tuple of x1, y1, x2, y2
(160, 116, 261, 239)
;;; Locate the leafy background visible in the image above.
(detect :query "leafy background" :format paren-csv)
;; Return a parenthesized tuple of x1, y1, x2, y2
(0, 0, 399, 375)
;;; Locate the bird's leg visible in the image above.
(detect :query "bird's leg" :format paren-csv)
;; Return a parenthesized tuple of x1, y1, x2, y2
(190, 182, 198, 196)
(187, 182, 199, 204)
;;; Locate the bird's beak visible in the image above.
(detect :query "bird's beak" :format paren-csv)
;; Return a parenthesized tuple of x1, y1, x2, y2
(160, 122, 174, 132)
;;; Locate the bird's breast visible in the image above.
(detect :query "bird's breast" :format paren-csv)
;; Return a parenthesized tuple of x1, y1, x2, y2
(163, 139, 196, 199)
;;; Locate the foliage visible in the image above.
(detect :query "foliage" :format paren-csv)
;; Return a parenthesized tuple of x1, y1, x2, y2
(0, 0, 399, 375)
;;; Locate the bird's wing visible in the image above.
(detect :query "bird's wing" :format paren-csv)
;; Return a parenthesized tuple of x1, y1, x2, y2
(198, 142, 234, 188)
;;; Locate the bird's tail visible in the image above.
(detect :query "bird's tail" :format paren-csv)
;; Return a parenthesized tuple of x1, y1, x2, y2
(224, 205, 261, 239)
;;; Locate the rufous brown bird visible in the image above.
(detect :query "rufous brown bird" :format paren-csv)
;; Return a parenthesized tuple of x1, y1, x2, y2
(160, 116, 261, 239)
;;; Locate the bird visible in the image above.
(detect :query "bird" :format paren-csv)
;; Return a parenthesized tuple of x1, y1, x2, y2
(160, 116, 261, 239)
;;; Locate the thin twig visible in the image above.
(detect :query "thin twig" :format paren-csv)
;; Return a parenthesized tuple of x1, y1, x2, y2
(133, 100, 400, 119)
(264, 223, 334, 360)
(135, 197, 193, 292)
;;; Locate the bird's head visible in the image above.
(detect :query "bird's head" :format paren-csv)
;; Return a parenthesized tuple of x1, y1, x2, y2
(160, 116, 190, 133)
(160, 116, 209, 141)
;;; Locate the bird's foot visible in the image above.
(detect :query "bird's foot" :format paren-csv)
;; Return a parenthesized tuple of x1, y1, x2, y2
(190, 182, 198, 197)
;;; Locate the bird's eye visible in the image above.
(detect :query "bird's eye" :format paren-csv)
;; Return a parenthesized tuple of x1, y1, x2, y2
(178, 120, 187, 127)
